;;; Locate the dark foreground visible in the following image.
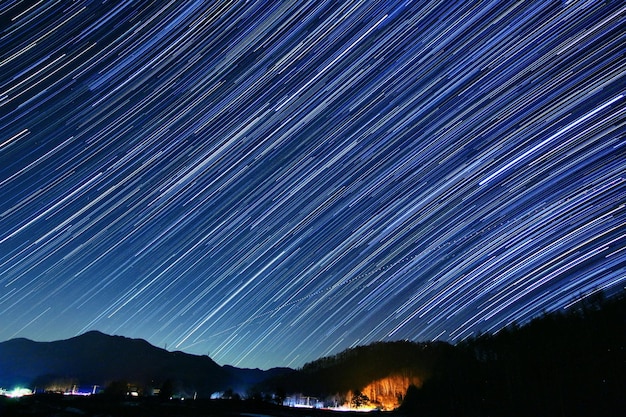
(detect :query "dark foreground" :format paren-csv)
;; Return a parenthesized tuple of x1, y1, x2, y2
(0, 395, 384, 417)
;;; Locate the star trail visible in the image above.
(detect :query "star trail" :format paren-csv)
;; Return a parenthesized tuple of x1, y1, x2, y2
(0, 1, 624, 369)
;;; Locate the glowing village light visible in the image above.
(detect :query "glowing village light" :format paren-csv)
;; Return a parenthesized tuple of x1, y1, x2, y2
(0, 387, 33, 398)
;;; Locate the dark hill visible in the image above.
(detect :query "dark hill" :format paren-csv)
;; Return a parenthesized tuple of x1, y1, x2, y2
(262, 340, 476, 410)
(262, 291, 625, 415)
(223, 365, 294, 390)
(450, 291, 626, 417)
(294, 340, 460, 394)
(0, 331, 285, 397)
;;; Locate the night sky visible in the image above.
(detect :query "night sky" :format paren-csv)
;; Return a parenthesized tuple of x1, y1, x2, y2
(1, 1, 624, 369)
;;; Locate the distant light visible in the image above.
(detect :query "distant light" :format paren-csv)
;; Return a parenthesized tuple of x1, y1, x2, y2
(64, 390, 92, 396)
(1, 387, 33, 398)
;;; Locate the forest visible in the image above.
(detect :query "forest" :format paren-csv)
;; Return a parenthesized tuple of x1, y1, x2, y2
(264, 290, 625, 416)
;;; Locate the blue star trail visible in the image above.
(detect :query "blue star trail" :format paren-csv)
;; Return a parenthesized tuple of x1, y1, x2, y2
(0, 1, 624, 369)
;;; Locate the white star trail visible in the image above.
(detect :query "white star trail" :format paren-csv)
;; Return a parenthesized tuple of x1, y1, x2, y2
(0, 1, 624, 369)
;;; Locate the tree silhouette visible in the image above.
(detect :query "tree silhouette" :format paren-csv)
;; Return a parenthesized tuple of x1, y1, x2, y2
(159, 378, 175, 399)
(103, 380, 129, 398)
(351, 390, 369, 408)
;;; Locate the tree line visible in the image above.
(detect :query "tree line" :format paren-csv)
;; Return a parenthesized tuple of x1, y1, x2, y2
(262, 290, 624, 416)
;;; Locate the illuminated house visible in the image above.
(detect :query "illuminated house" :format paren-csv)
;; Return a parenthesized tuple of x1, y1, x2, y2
(283, 394, 323, 408)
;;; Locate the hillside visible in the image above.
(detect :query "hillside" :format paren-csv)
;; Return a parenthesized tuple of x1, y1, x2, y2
(450, 291, 626, 417)
(261, 340, 477, 410)
(264, 291, 625, 415)
(0, 331, 287, 397)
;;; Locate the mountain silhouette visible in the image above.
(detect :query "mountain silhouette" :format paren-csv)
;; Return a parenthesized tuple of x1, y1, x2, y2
(0, 331, 287, 396)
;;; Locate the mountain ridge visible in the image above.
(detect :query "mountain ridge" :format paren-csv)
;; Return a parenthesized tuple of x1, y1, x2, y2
(0, 330, 290, 396)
